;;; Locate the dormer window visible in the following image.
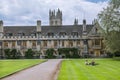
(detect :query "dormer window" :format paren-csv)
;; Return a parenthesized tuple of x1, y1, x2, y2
(6, 33, 13, 36)
(17, 33, 25, 36)
(71, 32, 78, 37)
(47, 32, 54, 37)
(59, 32, 66, 37)
(31, 33, 36, 36)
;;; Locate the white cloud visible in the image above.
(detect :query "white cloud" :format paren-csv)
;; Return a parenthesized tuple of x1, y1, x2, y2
(0, 0, 108, 26)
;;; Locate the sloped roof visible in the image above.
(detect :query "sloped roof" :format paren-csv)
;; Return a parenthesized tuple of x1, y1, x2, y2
(4, 24, 93, 36)
(4, 26, 36, 36)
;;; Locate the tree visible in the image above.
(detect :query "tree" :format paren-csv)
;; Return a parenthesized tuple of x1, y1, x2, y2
(4, 49, 21, 59)
(45, 48, 55, 59)
(58, 48, 80, 58)
(10, 49, 20, 59)
(98, 0, 120, 53)
(4, 49, 11, 59)
(25, 49, 34, 59)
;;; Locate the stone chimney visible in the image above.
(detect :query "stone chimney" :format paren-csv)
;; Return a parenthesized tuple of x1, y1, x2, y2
(0, 20, 3, 36)
(37, 20, 41, 32)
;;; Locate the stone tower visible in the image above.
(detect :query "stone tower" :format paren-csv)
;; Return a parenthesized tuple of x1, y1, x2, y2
(82, 19, 89, 57)
(49, 9, 62, 26)
(74, 18, 78, 25)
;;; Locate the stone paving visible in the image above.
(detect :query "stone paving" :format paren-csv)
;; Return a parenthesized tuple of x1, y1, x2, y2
(1, 59, 62, 80)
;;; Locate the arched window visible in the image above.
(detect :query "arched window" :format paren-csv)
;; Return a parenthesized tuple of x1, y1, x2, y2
(43, 41, 47, 47)
(69, 40, 73, 47)
(4, 41, 8, 48)
(12, 41, 16, 48)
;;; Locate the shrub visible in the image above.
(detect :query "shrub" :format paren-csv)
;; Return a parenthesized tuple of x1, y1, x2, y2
(4, 49, 11, 59)
(45, 48, 55, 59)
(10, 49, 20, 59)
(58, 48, 80, 58)
(25, 49, 34, 59)
(114, 51, 120, 57)
(4, 48, 21, 59)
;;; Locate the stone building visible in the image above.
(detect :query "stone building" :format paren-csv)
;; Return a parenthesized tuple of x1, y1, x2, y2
(0, 9, 105, 58)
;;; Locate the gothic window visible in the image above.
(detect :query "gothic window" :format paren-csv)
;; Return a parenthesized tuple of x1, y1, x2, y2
(21, 41, 27, 49)
(95, 39, 100, 45)
(69, 40, 73, 47)
(62, 41, 64, 47)
(4, 41, 8, 47)
(12, 41, 16, 47)
(32, 41, 36, 47)
(43, 41, 47, 47)
(54, 41, 57, 47)
(77, 41, 80, 46)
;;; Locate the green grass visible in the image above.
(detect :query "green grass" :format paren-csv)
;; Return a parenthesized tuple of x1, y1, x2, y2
(0, 59, 46, 78)
(57, 59, 120, 80)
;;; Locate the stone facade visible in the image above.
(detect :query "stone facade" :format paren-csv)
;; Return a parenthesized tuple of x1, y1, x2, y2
(0, 9, 106, 58)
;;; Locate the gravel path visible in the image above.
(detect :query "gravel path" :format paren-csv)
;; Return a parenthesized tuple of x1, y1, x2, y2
(1, 59, 62, 80)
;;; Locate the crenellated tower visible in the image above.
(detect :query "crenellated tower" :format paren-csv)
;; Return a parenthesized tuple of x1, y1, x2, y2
(74, 18, 78, 25)
(49, 9, 62, 26)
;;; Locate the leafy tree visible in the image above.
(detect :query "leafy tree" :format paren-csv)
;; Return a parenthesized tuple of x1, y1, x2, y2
(25, 49, 34, 59)
(4, 48, 21, 59)
(98, 0, 120, 53)
(70, 48, 80, 58)
(10, 49, 20, 59)
(4, 49, 11, 59)
(58, 48, 80, 58)
(45, 48, 55, 58)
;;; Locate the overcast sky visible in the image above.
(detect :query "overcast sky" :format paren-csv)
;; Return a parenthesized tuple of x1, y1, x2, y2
(0, 0, 108, 26)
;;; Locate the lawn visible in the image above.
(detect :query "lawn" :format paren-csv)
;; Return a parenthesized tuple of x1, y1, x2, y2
(0, 59, 46, 78)
(57, 59, 120, 80)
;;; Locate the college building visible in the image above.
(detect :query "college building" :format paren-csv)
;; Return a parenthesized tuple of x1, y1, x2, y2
(0, 9, 106, 58)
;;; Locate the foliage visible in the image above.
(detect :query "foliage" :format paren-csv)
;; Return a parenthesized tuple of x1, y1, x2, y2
(4, 49, 21, 59)
(10, 49, 21, 59)
(45, 48, 55, 58)
(106, 51, 113, 58)
(4, 49, 11, 59)
(58, 48, 80, 58)
(98, 0, 120, 53)
(114, 51, 120, 57)
(25, 49, 34, 59)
